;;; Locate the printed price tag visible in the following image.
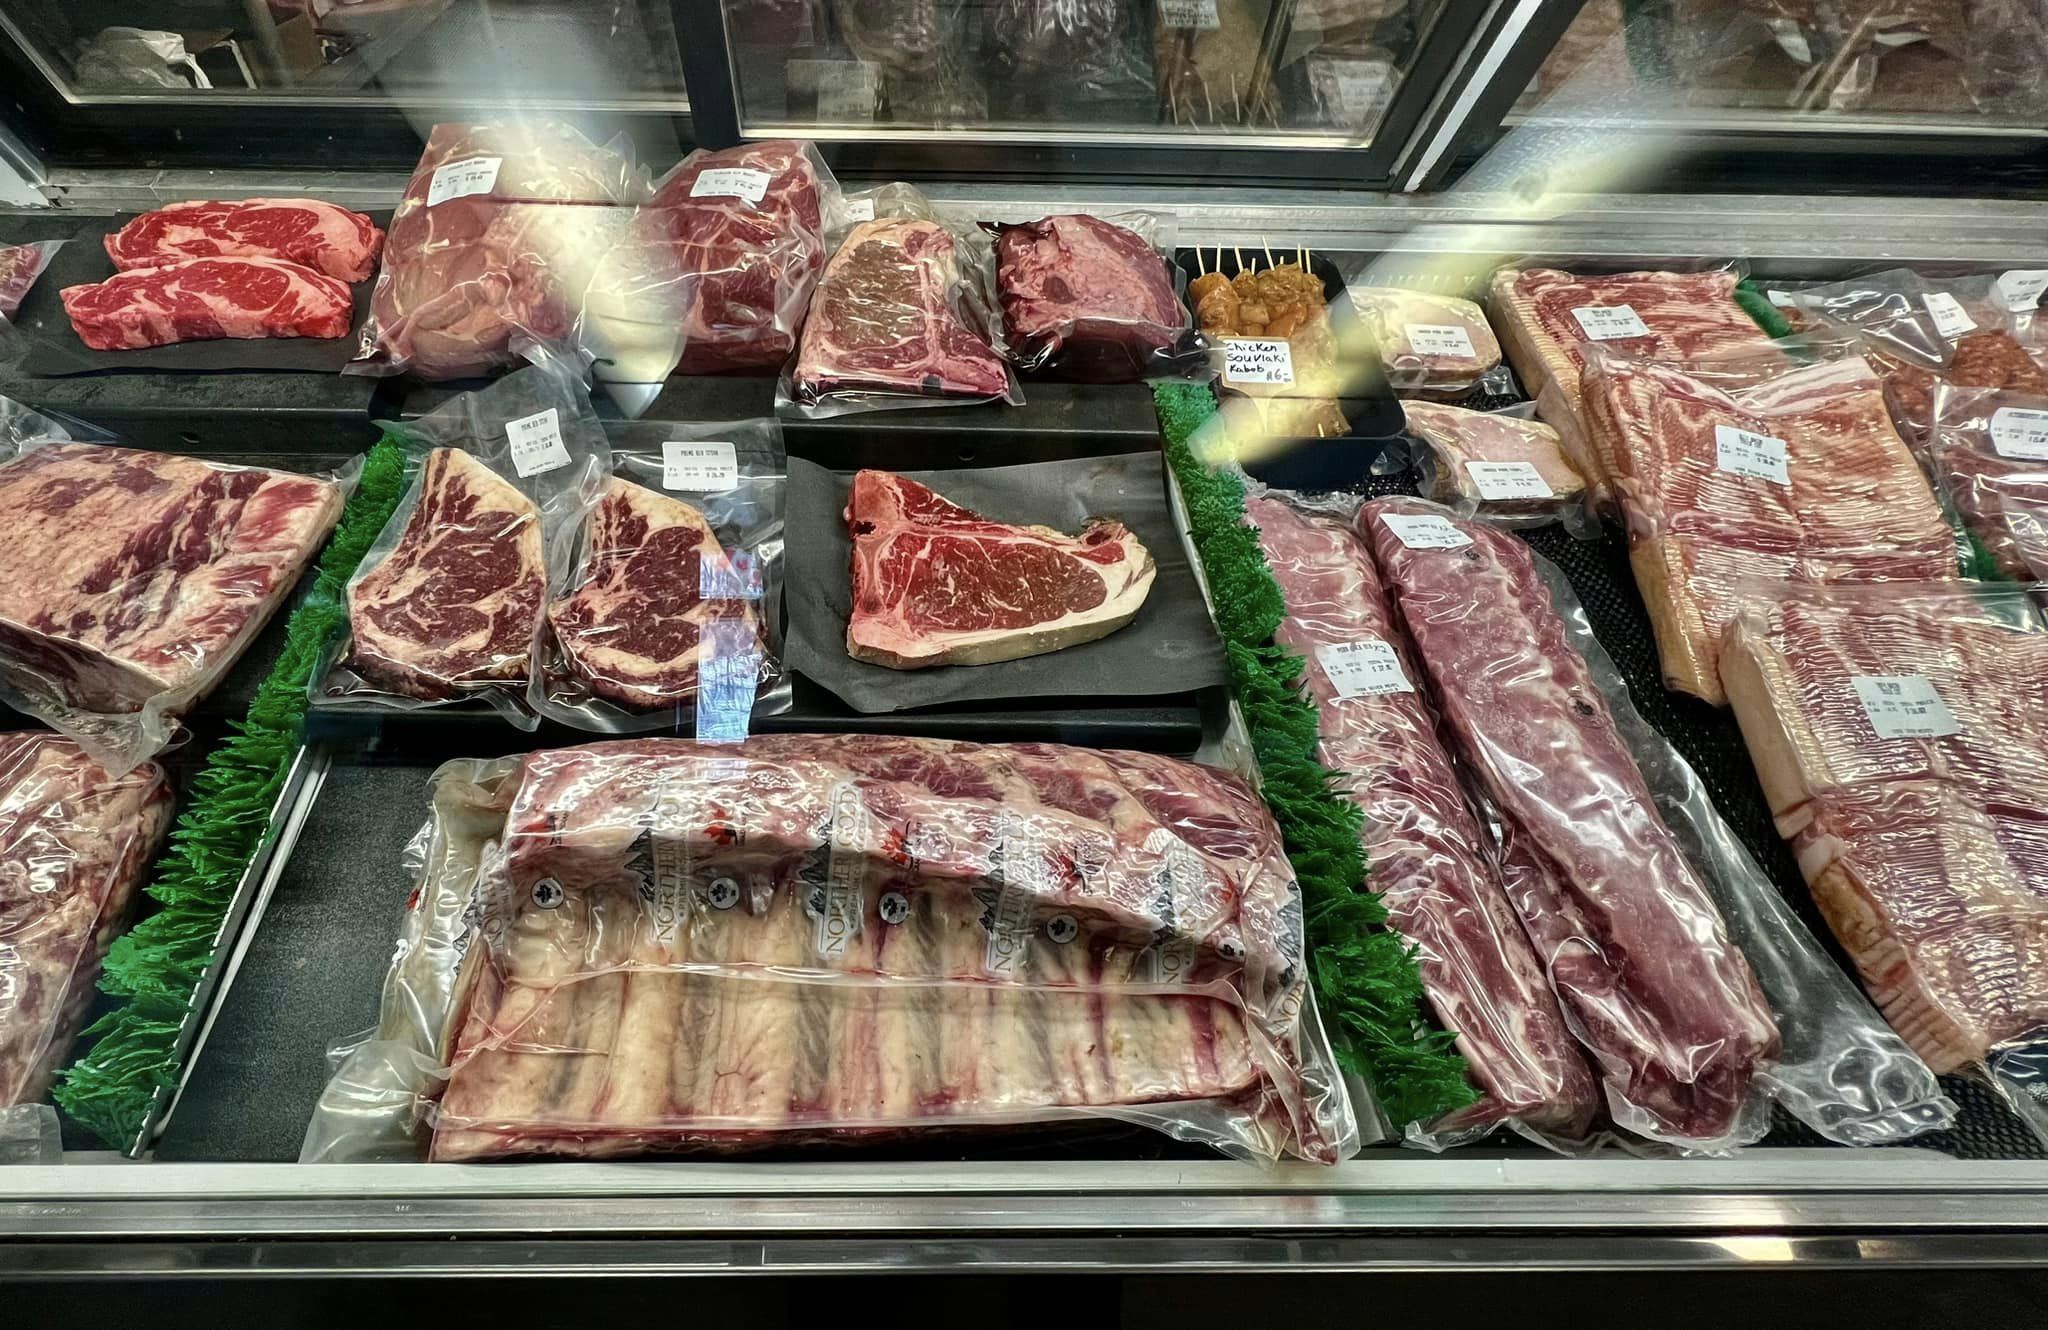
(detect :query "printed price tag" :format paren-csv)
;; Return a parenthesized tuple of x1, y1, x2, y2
(426, 155, 501, 207)
(1331, 62, 1395, 120)
(1923, 290, 1977, 339)
(691, 167, 771, 207)
(1158, 0, 1220, 28)
(505, 407, 570, 478)
(816, 61, 876, 121)
(1990, 407, 2048, 461)
(1405, 323, 1476, 359)
(663, 440, 739, 492)
(842, 196, 876, 224)
(1315, 639, 1412, 699)
(1570, 304, 1651, 341)
(1714, 423, 1791, 485)
(1852, 675, 1960, 740)
(1379, 512, 1472, 550)
(1466, 460, 1554, 500)
(1997, 269, 2048, 312)
(1223, 338, 1295, 385)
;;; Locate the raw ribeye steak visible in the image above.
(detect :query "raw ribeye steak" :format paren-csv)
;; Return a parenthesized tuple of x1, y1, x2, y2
(548, 477, 766, 710)
(995, 213, 1185, 381)
(104, 198, 386, 283)
(59, 256, 352, 351)
(0, 444, 342, 715)
(0, 731, 172, 1107)
(846, 469, 1155, 669)
(348, 447, 544, 699)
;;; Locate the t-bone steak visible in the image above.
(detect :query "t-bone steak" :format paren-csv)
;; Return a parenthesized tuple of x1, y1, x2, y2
(845, 469, 1155, 669)
(104, 198, 386, 283)
(548, 477, 767, 710)
(0, 731, 173, 1107)
(59, 256, 353, 351)
(0, 443, 342, 716)
(994, 213, 1186, 381)
(347, 447, 545, 699)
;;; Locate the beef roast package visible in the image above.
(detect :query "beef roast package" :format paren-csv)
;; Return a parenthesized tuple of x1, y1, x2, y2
(323, 358, 610, 724)
(302, 736, 1359, 1164)
(990, 211, 1193, 383)
(1929, 383, 2048, 580)
(533, 416, 790, 739)
(778, 183, 1021, 418)
(0, 396, 347, 772)
(1359, 496, 1954, 1151)
(351, 121, 652, 381)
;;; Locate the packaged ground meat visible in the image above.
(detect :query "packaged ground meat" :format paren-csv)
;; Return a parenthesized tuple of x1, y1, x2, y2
(1348, 287, 1505, 399)
(1403, 401, 1587, 525)
(992, 212, 1191, 382)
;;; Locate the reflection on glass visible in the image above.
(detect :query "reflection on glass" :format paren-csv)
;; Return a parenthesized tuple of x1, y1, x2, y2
(4, 0, 685, 101)
(724, 0, 1442, 138)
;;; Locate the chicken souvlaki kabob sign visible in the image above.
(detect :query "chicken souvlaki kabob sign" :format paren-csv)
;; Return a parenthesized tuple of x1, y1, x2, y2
(1223, 338, 1295, 386)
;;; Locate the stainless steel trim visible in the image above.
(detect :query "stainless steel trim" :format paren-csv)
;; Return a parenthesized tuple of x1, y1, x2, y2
(1401, 0, 1546, 189)
(1504, 109, 2048, 140)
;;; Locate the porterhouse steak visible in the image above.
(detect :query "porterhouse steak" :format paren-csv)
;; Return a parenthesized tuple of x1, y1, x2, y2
(59, 256, 353, 351)
(548, 477, 766, 710)
(347, 447, 545, 699)
(431, 735, 1334, 1162)
(845, 469, 1155, 669)
(104, 198, 386, 283)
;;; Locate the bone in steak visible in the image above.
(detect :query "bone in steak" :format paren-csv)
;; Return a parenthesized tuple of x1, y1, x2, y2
(1720, 583, 2048, 1072)
(994, 214, 1186, 381)
(793, 217, 1009, 404)
(845, 469, 1156, 669)
(348, 447, 545, 699)
(59, 257, 353, 351)
(431, 735, 1335, 1162)
(104, 198, 386, 283)
(548, 477, 766, 710)
(0, 732, 172, 1107)
(1250, 496, 1598, 1140)
(0, 443, 342, 717)
(1362, 497, 1780, 1146)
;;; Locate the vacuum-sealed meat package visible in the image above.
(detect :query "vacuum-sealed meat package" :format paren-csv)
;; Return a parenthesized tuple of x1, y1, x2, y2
(1348, 286, 1505, 399)
(305, 736, 1358, 1164)
(353, 121, 652, 381)
(0, 732, 173, 1112)
(1930, 384, 2048, 580)
(0, 240, 62, 322)
(0, 396, 345, 771)
(1402, 401, 1587, 525)
(327, 359, 610, 722)
(992, 212, 1190, 382)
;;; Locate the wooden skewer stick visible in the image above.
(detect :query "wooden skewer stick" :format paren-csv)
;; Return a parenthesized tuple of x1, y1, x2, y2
(1195, 247, 1205, 276)
(1263, 237, 1276, 268)
(1233, 246, 1244, 273)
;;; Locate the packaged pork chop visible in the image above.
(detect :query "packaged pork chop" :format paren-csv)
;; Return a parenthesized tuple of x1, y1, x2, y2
(1402, 400, 1590, 530)
(325, 358, 610, 724)
(304, 737, 1360, 1165)
(1347, 286, 1508, 400)
(0, 395, 347, 772)
(533, 416, 789, 739)
(990, 211, 1193, 382)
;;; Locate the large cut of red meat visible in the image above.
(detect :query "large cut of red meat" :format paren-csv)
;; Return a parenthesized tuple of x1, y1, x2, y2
(845, 469, 1155, 669)
(59, 257, 352, 351)
(431, 735, 1335, 1162)
(104, 198, 386, 283)
(994, 214, 1186, 381)
(1250, 495, 1598, 1141)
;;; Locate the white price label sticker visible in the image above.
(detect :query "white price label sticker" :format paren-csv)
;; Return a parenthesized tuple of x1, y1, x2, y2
(1714, 423, 1791, 485)
(1379, 512, 1472, 550)
(1990, 407, 2048, 461)
(816, 61, 876, 121)
(691, 167, 772, 206)
(1923, 290, 1978, 339)
(1315, 639, 1412, 699)
(1332, 62, 1395, 119)
(1571, 304, 1651, 341)
(1766, 288, 1795, 308)
(1158, 0, 1220, 28)
(1466, 460, 1554, 500)
(1852, 675, 1960, 740)
(1223, 338, 1295, 385)
(662, 440, 739, 492)
(426, 155, 502, 207)
(1405, 323, 1476, 359)
(1996, 269, 2048, 312)
(842, 195, 875, 224)
(505, 407, 571, 478)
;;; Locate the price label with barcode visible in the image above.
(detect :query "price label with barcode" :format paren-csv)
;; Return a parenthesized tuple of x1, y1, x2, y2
(505, 407, 571, 478)
(1570, 304, 1651, 341)
(1224, 338, 1294, 385)
(1990, 407, 2048, 461)
(691, 167, 771, 206)
(1997, 269, 2048, 312)
(1405, 323, 1476, 359)
(1465, 460, 1553, 500)
(1852, 675, 1960, 740)
(427, 155, 502, 207)
(1315, 639, 1413, 699)
(1158, 0, 1220, 28)
(1379, 512, 1472, 550)
(1923, 290, 1978, 339)
(1714, 424, 1791, 485)
(663, 440, 739, 492)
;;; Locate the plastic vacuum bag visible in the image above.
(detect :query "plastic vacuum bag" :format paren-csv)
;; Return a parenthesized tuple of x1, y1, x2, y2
(1402, 400, 1591, 531)
(533, 416, 789, 738)
(0, 732, 173, 1112)
(324, 357, 611, 724)
(779, 183, 1020, 417)
(0, 240, 61, 323)
(0, 396, 349, 772)
(307, 736, 1358, 1164)
(352, 121, 653, 381)
(1347, 286, 1506, 400)
(990, 211, 1194, 383)
(1359, 496, 1955, 1151)
(1930, 383, 2048, 580)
